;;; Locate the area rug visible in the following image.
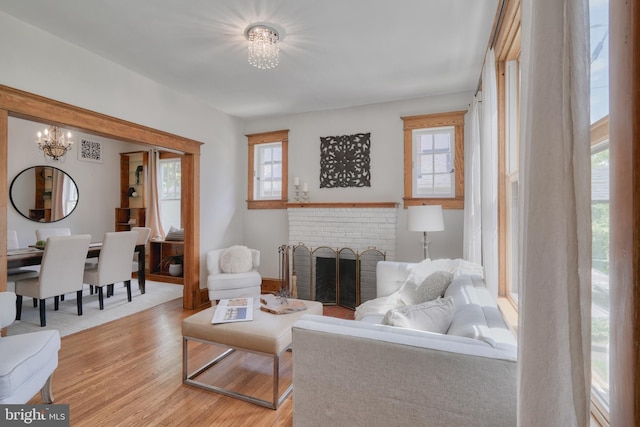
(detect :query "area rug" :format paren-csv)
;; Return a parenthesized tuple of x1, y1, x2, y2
(7, 280, 183, 337)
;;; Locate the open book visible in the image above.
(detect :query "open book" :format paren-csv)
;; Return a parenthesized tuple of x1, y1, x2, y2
(211, 298, 254, 324)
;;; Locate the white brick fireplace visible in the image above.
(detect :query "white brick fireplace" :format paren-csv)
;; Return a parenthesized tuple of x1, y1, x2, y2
(287, 203, 398, 260)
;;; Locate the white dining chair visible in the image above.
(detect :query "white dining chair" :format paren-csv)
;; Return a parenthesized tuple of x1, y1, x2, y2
(7, 230, 40, 309)
(14, 234, 91, 327)
(6, 231, 39, 292)
(34, 228, 74, 302)
(130, 226, 151, 272)
(35, 227, 71, 242)
(83, 231, 138, 310)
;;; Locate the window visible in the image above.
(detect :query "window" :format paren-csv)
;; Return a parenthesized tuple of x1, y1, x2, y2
(255, 142, 282, 199)
(246, 129, 289, 209)
(402, 111, 465, 209)
(590, 123, 609, 414)
(589, 0, 610, 417)
(505, 59, 521, 304)
(159, 156, 181, 230)
(412, 127, 455, 198)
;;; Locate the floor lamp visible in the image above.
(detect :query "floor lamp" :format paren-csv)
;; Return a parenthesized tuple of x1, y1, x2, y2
(407, 205, 444, 260)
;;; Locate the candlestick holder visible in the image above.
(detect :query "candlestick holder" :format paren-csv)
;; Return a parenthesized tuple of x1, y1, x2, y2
(293, 184, 309, 202)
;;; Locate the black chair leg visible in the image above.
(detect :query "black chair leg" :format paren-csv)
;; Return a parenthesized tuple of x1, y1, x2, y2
(126, 280, 132, 302)
(54, 296, 59, 311)
(33, 298, 38, 308)
(16, 295, 22, 320)
(76, 290, 83, 316)
(98, 287, 104, 310)
(60, 294, 65, 301)
(39, 299, 46, 327)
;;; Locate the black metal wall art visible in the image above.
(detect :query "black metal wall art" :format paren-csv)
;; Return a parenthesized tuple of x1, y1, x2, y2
(319, 132, 371, 188)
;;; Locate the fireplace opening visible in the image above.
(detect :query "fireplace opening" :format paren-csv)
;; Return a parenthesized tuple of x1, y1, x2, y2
(315, 257, 358, 307)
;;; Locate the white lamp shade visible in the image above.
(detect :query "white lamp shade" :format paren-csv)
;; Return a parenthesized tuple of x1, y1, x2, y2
(407, 205, 444, 232)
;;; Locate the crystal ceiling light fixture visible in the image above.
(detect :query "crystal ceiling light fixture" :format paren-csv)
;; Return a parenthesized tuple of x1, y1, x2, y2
(36, 125, 74, 162)
(245, 24, 280, 70)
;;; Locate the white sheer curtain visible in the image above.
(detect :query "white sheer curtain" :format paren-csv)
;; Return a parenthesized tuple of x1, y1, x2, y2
(463, 95, 482, 264)
(518, 0, 591, 425)
(480, 48, 499, 299)
(146, 149, 165, 241)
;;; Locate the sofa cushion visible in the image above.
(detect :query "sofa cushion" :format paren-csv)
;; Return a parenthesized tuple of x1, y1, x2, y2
(399, 271, 453, 306)
(219, 245, 253, 273)
(382, 297, 455, 333)
(446, 303, 497, 347)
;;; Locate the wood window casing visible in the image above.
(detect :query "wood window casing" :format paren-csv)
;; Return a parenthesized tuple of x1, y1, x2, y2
(246, 129, 289, 210)
(402, 111, 465, 209)
(494, 0, 521, 301)
(609, 0, 640, 423)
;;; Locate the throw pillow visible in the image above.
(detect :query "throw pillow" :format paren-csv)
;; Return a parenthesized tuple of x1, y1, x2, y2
(399, 271, 454, 306)
(219, 245, 253, 273)
(164, 226, 185, 241)
(382, 297, 455, 333)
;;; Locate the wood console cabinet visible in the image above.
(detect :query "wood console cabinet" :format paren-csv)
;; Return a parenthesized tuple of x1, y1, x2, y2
(148, 240, 184, 284)
(115, 151, 147, 231)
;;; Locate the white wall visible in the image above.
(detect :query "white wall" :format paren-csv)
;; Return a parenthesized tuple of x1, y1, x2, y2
(0, 11, 245, 289)
(242, 94, 471, 278)
(7, 117, 134, 246)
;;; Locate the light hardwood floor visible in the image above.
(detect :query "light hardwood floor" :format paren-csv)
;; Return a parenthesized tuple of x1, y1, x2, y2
(29, 298, 319, 427)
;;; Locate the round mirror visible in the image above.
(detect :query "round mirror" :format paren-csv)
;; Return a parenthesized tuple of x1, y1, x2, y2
(10, 166, 79, 223)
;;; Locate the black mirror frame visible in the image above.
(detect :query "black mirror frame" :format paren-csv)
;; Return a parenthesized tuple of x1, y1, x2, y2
(9, 165, 80, 223)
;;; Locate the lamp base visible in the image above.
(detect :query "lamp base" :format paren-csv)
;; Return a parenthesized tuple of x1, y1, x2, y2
(422, 231, 432, 260)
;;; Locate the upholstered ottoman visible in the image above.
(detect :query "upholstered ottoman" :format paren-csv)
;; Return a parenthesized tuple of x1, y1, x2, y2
(182, 298, 322, 409)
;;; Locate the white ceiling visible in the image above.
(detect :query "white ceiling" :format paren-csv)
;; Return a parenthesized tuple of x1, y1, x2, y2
(0, 0, 499, 120)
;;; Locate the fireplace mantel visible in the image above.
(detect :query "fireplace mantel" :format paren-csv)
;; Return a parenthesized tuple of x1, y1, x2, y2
(286, 202, 398, 209)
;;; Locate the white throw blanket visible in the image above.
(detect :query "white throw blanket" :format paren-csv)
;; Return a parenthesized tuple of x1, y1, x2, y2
(354, 258, 484, 321)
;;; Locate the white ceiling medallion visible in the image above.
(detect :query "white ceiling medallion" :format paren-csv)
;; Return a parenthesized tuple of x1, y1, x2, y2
(245, 24, 280, 70)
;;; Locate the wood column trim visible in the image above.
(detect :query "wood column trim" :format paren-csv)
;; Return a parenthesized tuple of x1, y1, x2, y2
(182, 153, 200, 309)
(610, 0, 640, 424)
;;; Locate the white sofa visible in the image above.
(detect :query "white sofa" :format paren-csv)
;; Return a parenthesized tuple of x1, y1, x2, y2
(291, 260, 517, 427)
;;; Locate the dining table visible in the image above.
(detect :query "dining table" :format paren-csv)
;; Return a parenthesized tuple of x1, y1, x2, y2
(6, 243, 147, 294)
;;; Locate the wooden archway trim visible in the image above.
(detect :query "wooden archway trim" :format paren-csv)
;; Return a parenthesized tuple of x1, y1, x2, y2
(0, 84, 202, 309)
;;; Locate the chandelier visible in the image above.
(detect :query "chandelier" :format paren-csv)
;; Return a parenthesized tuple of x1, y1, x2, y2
(246, 24, 280, 70)
(36, 126, 73, 162)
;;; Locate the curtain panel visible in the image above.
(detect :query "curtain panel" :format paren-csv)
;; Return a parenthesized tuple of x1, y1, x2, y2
(481, 48, 499, 300)
(147, 149, 165, 241)
(463, 95, 482, 264)
(517, 0, 591, 425)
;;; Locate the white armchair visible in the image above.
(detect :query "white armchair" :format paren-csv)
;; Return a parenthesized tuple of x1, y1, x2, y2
(206, 246, 261, 303)
(0, 291, 61, 404)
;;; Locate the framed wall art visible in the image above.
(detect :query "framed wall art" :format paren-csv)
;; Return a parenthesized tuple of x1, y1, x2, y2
(77, 138, 103, 163)
(319, 132, 371, 188)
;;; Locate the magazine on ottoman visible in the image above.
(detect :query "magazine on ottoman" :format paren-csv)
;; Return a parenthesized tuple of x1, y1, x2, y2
(211, 298, 254, 324)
